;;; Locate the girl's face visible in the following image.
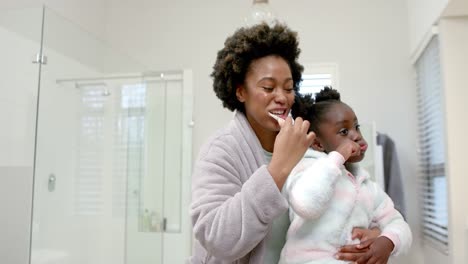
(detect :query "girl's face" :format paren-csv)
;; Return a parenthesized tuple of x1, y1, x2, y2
(315, 103, 368, 163)
(236, 55, 295, 143)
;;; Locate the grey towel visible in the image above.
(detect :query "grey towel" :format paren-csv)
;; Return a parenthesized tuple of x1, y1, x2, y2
(377, 133, 406, 219)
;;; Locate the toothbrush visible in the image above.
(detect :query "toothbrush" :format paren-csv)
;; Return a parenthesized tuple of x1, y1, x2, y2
(268, 112, 286, 126)
(269, 111, 295, 126)
(268, 113, 294, 126)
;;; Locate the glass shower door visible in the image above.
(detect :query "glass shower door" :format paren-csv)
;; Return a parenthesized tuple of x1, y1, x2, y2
(30, 6, 192, 264)
(30, 6, 157, 264)
(124, 76, 165, 264)
(125, 71, 192, 264)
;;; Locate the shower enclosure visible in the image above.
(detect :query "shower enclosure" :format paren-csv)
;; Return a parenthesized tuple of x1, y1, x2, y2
(1, 6, 192, 264)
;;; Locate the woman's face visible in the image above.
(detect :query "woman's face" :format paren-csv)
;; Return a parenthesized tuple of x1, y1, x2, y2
(236, 55, 295, 138)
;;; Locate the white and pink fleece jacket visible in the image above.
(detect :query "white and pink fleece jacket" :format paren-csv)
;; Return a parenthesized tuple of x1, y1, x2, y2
(280, 149, 412, 264)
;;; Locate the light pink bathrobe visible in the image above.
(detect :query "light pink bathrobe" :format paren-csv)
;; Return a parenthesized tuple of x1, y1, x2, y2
(190, 111, 289, 263)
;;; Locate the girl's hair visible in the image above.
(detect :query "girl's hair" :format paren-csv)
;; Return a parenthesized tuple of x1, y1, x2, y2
(211, 23, 303, 113)
(291, 87, 341, 134)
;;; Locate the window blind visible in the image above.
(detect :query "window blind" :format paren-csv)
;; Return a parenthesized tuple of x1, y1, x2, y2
(415, 35, 449, 253)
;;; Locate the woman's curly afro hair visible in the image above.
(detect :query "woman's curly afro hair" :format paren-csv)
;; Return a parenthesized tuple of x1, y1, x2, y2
(211, 23, 304, 112)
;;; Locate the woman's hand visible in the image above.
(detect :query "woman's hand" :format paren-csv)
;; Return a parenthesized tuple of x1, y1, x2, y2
(268, 116, 315, 189)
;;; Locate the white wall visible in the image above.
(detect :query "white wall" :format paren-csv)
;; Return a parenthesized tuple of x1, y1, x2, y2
(438, 17, 468, 264)
(0, 0, 106, 38)
(103, 1, 421, 263)
(406, 0, 449, 55)
(0, 9, 42, 167)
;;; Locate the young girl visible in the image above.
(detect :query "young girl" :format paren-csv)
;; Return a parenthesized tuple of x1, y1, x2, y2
(279, 87, 412, 264)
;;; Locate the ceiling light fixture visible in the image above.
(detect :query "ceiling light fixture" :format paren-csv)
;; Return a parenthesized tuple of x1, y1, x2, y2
(244, 0, 277, 26)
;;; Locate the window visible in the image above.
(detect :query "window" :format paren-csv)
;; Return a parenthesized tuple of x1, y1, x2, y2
(75, 83, 146, 217)
(112, 84, 146, 217)
(299, 63, 339, 96)
(415, 35, 449, 253)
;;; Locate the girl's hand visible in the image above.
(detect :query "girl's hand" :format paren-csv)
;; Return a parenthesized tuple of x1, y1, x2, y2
(268, 116, 315, 189)
(336, 139, 361, 161)
(336, 227, 382, 261)
(336, 236, 394, 264)
(352, 227, 382, 241)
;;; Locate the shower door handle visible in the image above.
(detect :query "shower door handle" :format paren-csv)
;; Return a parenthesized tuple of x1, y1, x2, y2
(48, 174, 56, 192)
(32, 53, 48, 65)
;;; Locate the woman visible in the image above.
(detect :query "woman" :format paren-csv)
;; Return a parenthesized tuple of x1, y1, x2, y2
(190, 23, 377, 264)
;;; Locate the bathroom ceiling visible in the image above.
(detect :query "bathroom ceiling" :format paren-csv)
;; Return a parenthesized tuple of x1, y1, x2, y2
(443, 0, 468, 17)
